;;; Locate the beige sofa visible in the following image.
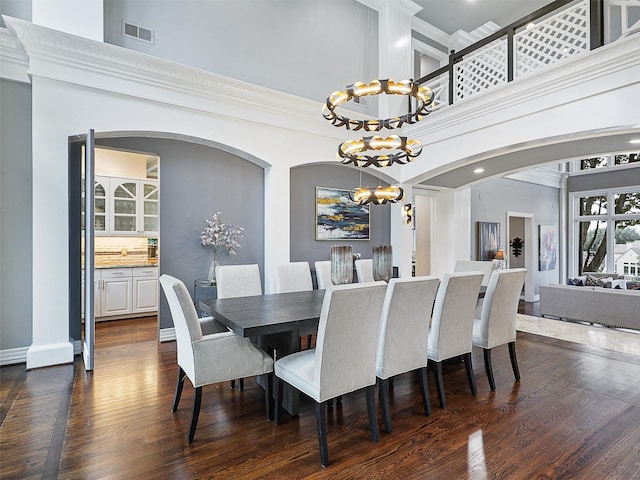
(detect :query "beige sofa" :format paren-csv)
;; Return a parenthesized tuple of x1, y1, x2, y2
(539, 282, 640, 331)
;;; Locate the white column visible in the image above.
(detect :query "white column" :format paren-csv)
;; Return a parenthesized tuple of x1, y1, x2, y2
(32, 0, 103, 41)
(26, 77, 74, 369)
(431, 188, 472, 278)
(263, 162, 291, 294)
(377, 0, 422, 118)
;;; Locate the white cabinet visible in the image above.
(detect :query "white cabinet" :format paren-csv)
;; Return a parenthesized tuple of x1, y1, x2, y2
(110, 177, 159, 236)
(87, 267, 158, 319)
(100, 268, 133, 316)
(133, 267, 159, 313)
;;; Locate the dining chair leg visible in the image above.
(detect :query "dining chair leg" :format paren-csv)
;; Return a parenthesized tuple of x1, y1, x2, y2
(483, 348, 497, 391)
(378, 377, 392, 433)
(508, 341, 521, 381)
(172, 367, 186, 412)
(306, 335, 312, 349)
(230, 379, 235, 389)
(418, 367, 432, 416)
(274, 376, 283, 425)
(433, 361, 446, 408)
(239, 378, 244, 392)
(315, 401, 330, 467)
(188, 386, 202, 444)
(365, 385, 379, 442)
(264, 373, 273, 421)
(463, 352, 477, 396)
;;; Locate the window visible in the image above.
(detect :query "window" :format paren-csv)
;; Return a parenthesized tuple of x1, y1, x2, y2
(571, 188, 640, 276)
(576, 151, 639, 171)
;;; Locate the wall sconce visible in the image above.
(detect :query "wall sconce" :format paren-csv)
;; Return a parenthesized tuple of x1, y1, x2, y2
(403, 203, 412, 224)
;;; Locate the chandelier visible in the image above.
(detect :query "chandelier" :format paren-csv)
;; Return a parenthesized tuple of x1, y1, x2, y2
(323, 78, 432, 205)
(338, 135, 422, 167)
(351, 185, 404, 205)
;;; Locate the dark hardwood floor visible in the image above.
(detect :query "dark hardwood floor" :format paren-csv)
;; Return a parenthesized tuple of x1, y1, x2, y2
(2, 311, 640, 479)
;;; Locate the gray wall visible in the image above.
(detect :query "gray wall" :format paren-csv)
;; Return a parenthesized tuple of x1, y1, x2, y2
(103, 0, 378, 106)
(97, 137, 264, 330)
(471, 177, 560, 294)
(0, 79, 33, 350)
(0, 0, 32, 24)
(290, 164, 391, 264)
(567, 166, 640, 192)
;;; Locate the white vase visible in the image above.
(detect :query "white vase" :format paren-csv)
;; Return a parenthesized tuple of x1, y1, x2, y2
(207, 258, 219, 283)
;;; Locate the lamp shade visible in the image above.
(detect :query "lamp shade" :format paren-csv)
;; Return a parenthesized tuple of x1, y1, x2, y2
(494, 249, 505, 260)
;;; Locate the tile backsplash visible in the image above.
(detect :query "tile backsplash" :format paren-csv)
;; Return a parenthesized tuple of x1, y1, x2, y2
(94, 237, 158, 267)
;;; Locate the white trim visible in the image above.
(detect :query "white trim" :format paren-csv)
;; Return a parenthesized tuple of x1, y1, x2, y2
(0, 346, 29, 366)
(159, 327, 176, 343)
(26, 342, 74, 369)
(0, 26, 29, 83)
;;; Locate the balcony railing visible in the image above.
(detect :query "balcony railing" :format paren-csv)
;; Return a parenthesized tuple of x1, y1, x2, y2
(416, 0, 609, 108)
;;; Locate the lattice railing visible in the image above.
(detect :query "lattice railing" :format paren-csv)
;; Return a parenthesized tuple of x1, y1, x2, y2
(454, 40, 507, 102)
(417, 0, 612, 107)
(515, 0, 589, 78)
(422, 75, 448, 111)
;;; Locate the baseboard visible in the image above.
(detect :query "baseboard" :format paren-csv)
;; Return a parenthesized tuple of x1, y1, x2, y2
(159, 327, 176, 342)
(0, 346, 29, 366)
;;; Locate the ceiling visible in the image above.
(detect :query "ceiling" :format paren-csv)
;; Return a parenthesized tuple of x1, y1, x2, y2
(413, 0, 554, 34)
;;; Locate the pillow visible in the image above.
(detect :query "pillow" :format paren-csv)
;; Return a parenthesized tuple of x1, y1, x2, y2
(567, 276, 586, 286)
(585, 275, 600, 287)
(597, 277, 614, 288)
(611, 279, 627, 289)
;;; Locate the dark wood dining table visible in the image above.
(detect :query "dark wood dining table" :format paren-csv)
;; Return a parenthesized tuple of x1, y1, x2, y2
(199, 289, 326, 415)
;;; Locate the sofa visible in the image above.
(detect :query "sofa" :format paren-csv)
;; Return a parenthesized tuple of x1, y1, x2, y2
(539, 275, 640, 331)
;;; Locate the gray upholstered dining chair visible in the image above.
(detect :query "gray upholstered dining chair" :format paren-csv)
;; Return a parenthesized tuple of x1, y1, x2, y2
(159, 274, 273, 443)
(274, 281, 388, 467)
(215, 264, 262, 298)
(215, 263, 263, 390)
(472, 268, 527, 391)
(275, 261, 315, 348)
(355, 258, 375, 283)
(376, 276, 440, 433)
(427, 271, 484, 408)
(314, 260, 332, 289)
(275, 261, 313, 292)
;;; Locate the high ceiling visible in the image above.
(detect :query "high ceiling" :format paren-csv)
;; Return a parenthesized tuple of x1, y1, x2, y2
(413, 0, 553, 34)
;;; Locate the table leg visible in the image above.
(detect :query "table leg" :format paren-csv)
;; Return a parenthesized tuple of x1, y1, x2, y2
(258, 330, 301, 416)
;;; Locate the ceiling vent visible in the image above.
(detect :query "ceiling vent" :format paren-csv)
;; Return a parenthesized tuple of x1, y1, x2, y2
(122, 21, 154, 44)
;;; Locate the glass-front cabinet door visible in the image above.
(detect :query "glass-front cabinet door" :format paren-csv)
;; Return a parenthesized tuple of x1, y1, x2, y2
(142, 181, 159, 235)
(82, 176, 108, 234)
(108, 177, 159, 235)
(111, 178, 138, 234)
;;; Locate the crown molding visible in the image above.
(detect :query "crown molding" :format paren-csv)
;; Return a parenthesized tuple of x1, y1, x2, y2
(2, 17, 335, 139)
(0, 25, 29, 83)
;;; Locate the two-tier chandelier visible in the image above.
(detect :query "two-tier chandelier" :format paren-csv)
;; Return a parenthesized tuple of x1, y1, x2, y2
(322, 78, 433, 204)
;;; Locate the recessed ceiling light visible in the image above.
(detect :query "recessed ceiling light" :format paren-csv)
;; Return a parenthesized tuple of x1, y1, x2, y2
(629, 139, 640, 144)
(474, 167, 485, 174)
(526, 22, 536, 29)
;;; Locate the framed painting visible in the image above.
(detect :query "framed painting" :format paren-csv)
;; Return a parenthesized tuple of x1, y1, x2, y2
(539, 224, 557, 271)
(476, 221, 500, 261)
(316, 187, 370, 240)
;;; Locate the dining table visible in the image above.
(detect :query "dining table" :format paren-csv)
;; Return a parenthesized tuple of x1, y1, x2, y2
(199, 289, 326, 415)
